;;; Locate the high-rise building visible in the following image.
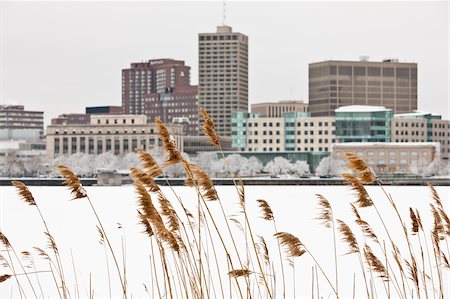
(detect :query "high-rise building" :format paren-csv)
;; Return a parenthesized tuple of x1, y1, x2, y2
(199, 25, 249, 137)
(251, 100, 308, 117)
(309, 58, 417, 116)
(0, 105, 44, 140)
(122, 59, 199, 135)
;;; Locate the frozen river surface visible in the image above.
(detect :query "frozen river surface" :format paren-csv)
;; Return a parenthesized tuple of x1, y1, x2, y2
(1, 184, 449, 298)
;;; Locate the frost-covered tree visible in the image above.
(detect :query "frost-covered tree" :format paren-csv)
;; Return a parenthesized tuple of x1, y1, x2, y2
(224, 154, 248, 176)
(424, 157, 449, 176)
(263, 156, 292, 176)
(240, 156, 263, 177)
(291, 160, 310, 177)
(194, 152, 219, 173)
(210, 159, 227, 177)
(315, 156, 346, 176)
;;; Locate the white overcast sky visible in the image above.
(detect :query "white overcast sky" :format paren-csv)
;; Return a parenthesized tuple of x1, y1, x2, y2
(1, 1, 449, 124)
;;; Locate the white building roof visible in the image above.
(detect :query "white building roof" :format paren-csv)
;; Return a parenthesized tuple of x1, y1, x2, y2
(335, 105, 391, 113)
(332, 142, 439, 148)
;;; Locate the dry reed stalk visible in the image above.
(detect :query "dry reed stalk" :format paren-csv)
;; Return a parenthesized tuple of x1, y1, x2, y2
(274, 232, 339, 297)
(57, 165, 127, 298)
(257, 199, 287, 298)
(0, 232, 38, 298)
(0, 247, 24, 299)
(183, 162, 219, 201)
(405, 257, 420, 297)
(155, 119, 182, 165)
(343, 152, 376, 184)
(199, 107, 264, 297)
(11, 180, 68, 299)
(199, 107, 220, 147)
(316, 194, 339, 296)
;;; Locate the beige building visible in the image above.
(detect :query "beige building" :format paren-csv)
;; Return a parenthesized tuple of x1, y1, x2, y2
(309, 58, 417, 116)
(391, 112, 450, 159)
(332, 142, 438, 173)
(199, 25, 249, 137)
(251, 100, 308, 117)
(243, 115, 335, 152)
(46, 115, 184, 158)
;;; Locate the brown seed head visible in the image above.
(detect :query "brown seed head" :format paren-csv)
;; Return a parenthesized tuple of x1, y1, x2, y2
(228, 269, 252, 278)
(337, 219, 359, 255)
(57, 165, 87, 199)
(0, 274, 11, 283)
(155, 119, 182, 164)
(136, 149, 163, 178)
(200, 107, 220, 147)
(364, 244, 388, 280)
(11, 181, 36, 205)
(316, 194, 333, 228)
(256, 199, 274, 221)
(274, 232, 306, 258)
(342, 173, 373, 208)
(344, 152, 376, 184)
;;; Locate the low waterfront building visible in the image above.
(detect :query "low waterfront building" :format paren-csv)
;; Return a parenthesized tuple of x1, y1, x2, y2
(332, 142, 439, 174)
(46, 114, 184, 158)
(391, 112, 450, 159)
(0, 105, 44, 140)
(0, 139, 47, 176)
(183, 136, 233, 156)
(232, 111, 335, 152)
(251, 100, 308, 117)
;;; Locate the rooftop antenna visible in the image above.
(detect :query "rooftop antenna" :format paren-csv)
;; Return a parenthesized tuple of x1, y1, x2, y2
(222, 1, 226, 26)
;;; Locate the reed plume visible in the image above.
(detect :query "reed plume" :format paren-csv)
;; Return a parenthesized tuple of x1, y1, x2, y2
(56, 165, 87, 199)
(351, 204, 379, 243)
(257, 236, 270, 266)
(11, 181, 36, 205)
(228, 269, 252, 278)
(0, 274, 11, 283)
(137, 210, 154, 237)
(184, 163, 219, 201)
(130, 168, 160, 193)
(344, 152, 376, 184)
(135, 182, 179, 252)
(316, 194, 333, 228)
(199, 107, 220, 147)
(136, 148, 163, 178)
(157, 193, 180, 232)
(155, 119, 181, 164)
(409, 208, 419, 235)
(274, 232, 306, 258)
(256, 199, 274, 221)
(337, 220, 359, 255)
(342, 173, 373, 208)
(364, 244, 388, 280)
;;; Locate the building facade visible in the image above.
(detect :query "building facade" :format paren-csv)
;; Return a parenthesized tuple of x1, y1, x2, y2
(199, 25, 249, 137)
(335, 106, 393, 143)
(0, 105, 44, 140)
(391, 112, 450, 159)
(332, 142, 438, 174)
(46, 115, 184, 158)
(122, 59, 199, 135)
(51, 114, 91, 125)
(309, 58, 417, 116)
(232, 111, 336, 152)
(251, 100, 308, 117)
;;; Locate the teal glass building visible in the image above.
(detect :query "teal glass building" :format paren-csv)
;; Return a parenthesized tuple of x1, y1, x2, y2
(335, 106, 393, 142)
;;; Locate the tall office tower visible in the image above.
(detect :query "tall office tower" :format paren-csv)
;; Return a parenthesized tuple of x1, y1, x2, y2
(122, 59, 199, 135)
(309, 58, 417, 116)
(199, 25, 249, 137)
(251, 100, 308, 117)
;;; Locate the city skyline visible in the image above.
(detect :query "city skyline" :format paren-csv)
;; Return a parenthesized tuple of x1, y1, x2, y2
(2, 1, 449, 125)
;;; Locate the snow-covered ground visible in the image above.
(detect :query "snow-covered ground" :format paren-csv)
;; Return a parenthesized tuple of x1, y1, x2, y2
(1, 185, 449, 298)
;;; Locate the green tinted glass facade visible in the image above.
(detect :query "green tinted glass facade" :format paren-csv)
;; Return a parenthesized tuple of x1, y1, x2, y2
(336, 110, 393, 142)
(231, 112, 257, 149)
